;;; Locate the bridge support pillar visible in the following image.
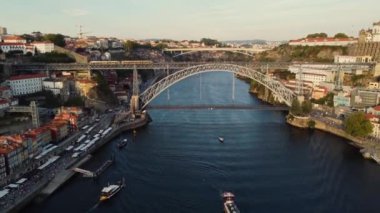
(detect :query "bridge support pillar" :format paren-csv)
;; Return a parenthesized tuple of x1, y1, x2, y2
(130, 95, 139, 115)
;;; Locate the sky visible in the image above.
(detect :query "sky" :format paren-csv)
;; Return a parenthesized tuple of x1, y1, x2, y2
(1, 0, 380, 41)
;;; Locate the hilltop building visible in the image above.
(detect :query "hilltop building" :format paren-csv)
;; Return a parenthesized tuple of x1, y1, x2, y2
(359, 21, 380, 43)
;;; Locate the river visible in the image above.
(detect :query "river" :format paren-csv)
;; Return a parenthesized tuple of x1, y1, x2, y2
(24, 72, 380, 213)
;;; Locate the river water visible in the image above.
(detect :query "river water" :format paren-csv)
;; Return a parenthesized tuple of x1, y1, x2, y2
(25, 72, 380, 213)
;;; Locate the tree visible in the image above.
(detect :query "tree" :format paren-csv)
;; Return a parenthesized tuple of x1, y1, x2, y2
(64, 96, 85, 107)
(200, 38, 221, 46)
(308, 120, 316, 128)
(343, 112, 373, 137)
(301, 100, 313, 115)
(290, 99, 302, 116)
(124, 40, 138, 52)
(42, 34, 65, 47)
(306, 33, 328, 38)
(334, 33, 349, 39)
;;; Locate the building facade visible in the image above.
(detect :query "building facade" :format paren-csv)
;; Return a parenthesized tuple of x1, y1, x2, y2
(32, 42, 54, 53)
(0, 27, 7, 35)
(289, 37, 357, 46)
(7, 74, 47, 96)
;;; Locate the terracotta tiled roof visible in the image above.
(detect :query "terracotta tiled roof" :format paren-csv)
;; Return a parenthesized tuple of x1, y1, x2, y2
(9, 73, 47, 80)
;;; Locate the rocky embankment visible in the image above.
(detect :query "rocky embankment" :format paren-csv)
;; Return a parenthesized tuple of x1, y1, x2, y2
(284, 114, 380, 167)
(249, 80, 282, 105)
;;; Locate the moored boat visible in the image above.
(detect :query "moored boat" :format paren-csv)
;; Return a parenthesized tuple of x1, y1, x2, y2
(99, 178, 125, 202)
(117, 139, 128, 149)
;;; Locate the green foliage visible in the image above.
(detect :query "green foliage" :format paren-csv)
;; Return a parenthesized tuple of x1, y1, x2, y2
(43, 90, 62, 108)
(334, 33, 349, 39)
(124, 40, 138, 52)
(64, 96, 85, 107)
(155, 43, 168, 50)
(311, 93, 334, 107)
(308, 120, 316, 128)
(291, 99, 302, 116)
(272, 70, 295, 80)
(200, 38, 221, 46)
(31, 52, 75, 63)
(306, 33, 328, 38)
(42, 34, 65, 47)
(344, 112, 373, 137)
(302, 100, 313, 115)
(93, 72, 118, 104)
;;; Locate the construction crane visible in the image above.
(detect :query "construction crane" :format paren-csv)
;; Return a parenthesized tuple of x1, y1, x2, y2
(77, 25, 91, 39)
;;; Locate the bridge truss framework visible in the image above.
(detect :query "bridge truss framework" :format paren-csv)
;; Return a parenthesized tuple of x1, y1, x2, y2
(139, 64, 296, 108)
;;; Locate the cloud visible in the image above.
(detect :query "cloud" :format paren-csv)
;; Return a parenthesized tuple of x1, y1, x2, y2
(62, 8, 89, 17)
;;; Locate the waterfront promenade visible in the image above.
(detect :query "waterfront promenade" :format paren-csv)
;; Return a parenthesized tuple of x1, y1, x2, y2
(1, 114, 150, 213)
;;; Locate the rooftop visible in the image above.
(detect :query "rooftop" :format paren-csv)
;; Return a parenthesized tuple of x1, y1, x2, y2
(9, 73, 47, 81)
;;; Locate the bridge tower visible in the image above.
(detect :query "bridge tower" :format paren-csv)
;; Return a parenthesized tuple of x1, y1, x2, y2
(130, 65, 140, 115)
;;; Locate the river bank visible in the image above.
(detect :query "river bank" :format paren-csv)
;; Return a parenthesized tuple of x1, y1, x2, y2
(286, 115, 380, 164)
(6, 115, 151, 213)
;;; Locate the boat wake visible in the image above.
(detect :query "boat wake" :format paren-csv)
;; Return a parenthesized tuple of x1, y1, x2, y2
(86, 202, 100, 212)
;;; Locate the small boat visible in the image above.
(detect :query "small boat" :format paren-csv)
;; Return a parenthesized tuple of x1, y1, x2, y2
(99, 178, 125, 202)
(218, 137, 224, 143)
(222, 192, 240, 213)
(117, 139, 128, 149)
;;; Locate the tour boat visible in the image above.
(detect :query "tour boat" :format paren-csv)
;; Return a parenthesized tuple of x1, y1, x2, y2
(222, 192, 240, 213)
(117, 139, 128, 149)
(99, 178, 125, 202)
(218, 137, 224, 143)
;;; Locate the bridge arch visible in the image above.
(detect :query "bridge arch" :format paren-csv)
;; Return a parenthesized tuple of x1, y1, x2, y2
(139, 64, 295, 109)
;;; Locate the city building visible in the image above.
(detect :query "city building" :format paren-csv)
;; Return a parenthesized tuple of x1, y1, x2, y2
(365, 114, 380, 139)
(32, 41, 54, 53)
(0, 43, 35, 55)
(2, 35, 26, 44)
(368, 82, 380, 89)
(351, 89, 380, 108)
(7, 74, 47, 96)
(0, 135, 27, 175)
(359, 21, 380, 43)
(0, 27, 7, 35)
(334, 55, 373, 63)
(24, 127, 52, 158)
(0, 154, 6, 185)
(289, 37, 357, 46)
(311, 86, 328, 100)
(47, 121, 68, 143)
(0, 86, 12, 100)
(367, 105, 380, 116)
(295, 71, 333, 86)
(333, 92, 351, 107)
(43, 78, 69, 100)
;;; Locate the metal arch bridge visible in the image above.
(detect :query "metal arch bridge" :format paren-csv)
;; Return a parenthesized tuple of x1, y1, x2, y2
(139, 63, 296, 108)
(163, 47, 270, 57)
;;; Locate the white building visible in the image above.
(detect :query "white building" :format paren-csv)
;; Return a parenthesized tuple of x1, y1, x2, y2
(334, 55, 373, 63)
(32, 42, 54, 53)
(0, 43, 35, 55)
(366, 114, 380, 139)
(289, 37, 357, 46)
(43, 79, 67, 96)
(7, 74, 47, 96)
(373, 22, 380, 42)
